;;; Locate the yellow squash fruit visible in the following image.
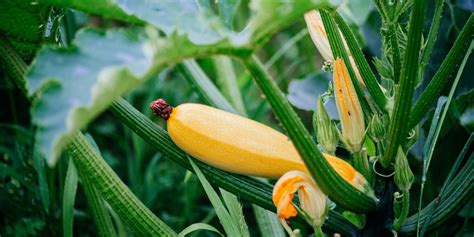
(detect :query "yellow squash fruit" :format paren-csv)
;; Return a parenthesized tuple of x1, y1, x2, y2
(150, 99, 364, 188)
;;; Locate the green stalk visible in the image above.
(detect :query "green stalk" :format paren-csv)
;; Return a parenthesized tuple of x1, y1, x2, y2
(409, 15, 474, 129)
(241, 55, 377, 213)
(109, 97, 358, 236)
(386, 22, 401, 84)
(314, 227, 325, 237)
(330, 10, 387, 111)
(419, 134, 473, 235)
(67, 133, 177, 236)
(381, 0, 426, 168)
(213, 56, 247, 116)
(0, 36, 28, 95)
(399, 157, 474, 234)
(179, 60, 236, 113)
(419, 0, 445, 76)
(63, 158, 78, 237)
(319, 9, 373, 119)
(392, 191, 409, 230)
(78, 166, 117, 237)
(353, 151, 374, 186)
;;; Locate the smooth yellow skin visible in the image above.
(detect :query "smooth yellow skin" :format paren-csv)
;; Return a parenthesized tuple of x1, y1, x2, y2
(168, 103, 357, 182)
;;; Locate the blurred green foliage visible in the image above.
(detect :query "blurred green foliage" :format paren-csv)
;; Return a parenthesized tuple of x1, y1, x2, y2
(0, 0, 473, 236)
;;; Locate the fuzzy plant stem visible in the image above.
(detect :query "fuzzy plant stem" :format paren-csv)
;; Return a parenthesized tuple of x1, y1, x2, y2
(67, 133, 177, 236)
(382, 0, 426, 168)
(353, 151, 374, 186)
(77, 166, 117, 237)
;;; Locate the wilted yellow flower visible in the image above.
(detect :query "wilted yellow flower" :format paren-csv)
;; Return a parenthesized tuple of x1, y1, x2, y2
(333, 59, 365, 152)
(272, 171, 327, 230)
(304, 10, 365, 86)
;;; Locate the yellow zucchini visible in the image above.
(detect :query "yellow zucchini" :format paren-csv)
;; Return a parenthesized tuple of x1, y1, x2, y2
(150, 99, 362, 186)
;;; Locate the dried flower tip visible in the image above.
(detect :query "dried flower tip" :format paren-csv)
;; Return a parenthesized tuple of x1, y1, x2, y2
(150, 98, 173, 120)
(321, 60, 333, 72)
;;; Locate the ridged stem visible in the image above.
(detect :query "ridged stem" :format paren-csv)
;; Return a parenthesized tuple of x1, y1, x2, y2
(386, 22, 401, 84)
(0, 35, 28, 95)
(77, 164, 117, 237)
(179, 60, 236, 113)
(241, 54, 377, 213)
(353, 151, 374, 186)
(399, 157, 474, 234)
(330, 10, 387, 111)
(67, 133, 177, 236)
(212, 56, 247, 116)
(381, 0, 426, 168)
(409, 15, 474, 129)
(419, 0, 445, 76)
(109, 97, 358, 236)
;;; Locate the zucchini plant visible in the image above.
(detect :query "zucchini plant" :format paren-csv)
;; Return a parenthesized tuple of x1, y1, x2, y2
(0, 0, 472, 236)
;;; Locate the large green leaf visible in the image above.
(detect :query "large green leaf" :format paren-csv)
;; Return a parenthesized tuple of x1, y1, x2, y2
(114, 0, 235, 45)
(27, 29, 153, 166)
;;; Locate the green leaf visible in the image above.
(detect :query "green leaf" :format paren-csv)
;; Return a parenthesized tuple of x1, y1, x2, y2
(216, 0, 241, 30)
(253, 206, 285, 237)
(40, 0, 141, 23)
(248, 0, 329, 47)
(189, 157, 243, 236)
(178, 223, 223, 237)
(63, 158, 78, 237)
(27, 29, 152, 166)
(286, 73, 329, 111)
(114, 0, 233, 45)
(337, 0, 372, 26)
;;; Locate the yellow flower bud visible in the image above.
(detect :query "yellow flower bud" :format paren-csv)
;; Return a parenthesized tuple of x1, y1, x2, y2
(333, 59, 366, 152)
